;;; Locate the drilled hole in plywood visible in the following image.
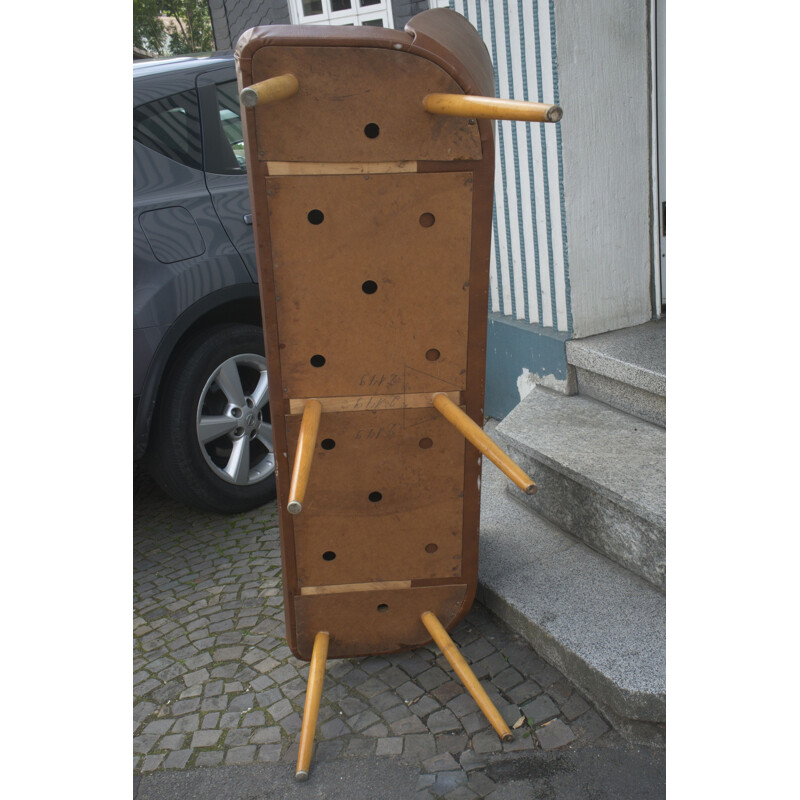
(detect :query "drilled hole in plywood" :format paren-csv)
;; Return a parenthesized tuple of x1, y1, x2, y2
(419, 213, 435, 228)
(377, 603, 389, 612)
(310, 354, 326, 367)
(419, 437, 433, 449)
(307, 209, 325, 225)
(425, 349, 441, 361)
(368, 491, 383, 503)
(321, 438, 336, 450)
(322, 551, 336, 561)
(364, 123, 380, 139)
(361, 280, 378, 294)
(425, 543, 438, 553)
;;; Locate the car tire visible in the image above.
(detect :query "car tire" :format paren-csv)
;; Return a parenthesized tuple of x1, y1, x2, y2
(147, 323, 277, 514)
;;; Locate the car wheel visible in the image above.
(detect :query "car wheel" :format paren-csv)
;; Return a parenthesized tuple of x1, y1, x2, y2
(148, 323, 277, 514)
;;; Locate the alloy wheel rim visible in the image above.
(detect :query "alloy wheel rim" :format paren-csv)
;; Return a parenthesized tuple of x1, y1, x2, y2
(195, 353, 275, 486)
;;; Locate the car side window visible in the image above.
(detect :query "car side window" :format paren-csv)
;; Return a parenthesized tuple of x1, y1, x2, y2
(216, 81, 246, 171)
(133, 89, 203, 171)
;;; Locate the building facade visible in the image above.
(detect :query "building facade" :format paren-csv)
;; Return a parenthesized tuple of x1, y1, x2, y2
(209, 0, 664, 418)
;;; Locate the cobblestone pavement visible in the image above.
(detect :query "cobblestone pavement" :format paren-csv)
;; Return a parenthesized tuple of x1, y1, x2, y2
(133, 466, 626, 799)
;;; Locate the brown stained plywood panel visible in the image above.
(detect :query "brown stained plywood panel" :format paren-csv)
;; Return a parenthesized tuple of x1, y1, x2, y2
(250, 47, 482, 163)
(285, 407, 466, 587)
(267, 171, 474, 398)
(293, 584, 468, 659)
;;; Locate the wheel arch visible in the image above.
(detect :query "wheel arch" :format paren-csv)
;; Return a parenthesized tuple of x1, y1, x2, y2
(134, 284, 264, 460)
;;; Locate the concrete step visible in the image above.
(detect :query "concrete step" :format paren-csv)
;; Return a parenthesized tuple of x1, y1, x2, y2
(496, 388, 665, 591)
(478, 445, 665, 745)
(565, 319, 665, 427)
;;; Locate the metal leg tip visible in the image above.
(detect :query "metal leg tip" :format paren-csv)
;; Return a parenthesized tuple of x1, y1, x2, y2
(287, 501, 302, 515)
(295, 770, 309, 782)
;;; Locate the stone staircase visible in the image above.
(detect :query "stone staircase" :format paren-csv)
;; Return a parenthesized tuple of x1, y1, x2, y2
(478, 319, 665, 745)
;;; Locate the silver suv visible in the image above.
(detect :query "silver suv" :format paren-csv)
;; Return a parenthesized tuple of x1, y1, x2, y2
(133, 53, 275, 513)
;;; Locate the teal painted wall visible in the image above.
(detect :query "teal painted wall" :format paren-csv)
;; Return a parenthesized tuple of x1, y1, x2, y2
(485, 314, 572, 419)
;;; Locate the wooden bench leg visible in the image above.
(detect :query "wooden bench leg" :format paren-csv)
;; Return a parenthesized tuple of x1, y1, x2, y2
(287, 399, 322, 515)
(295, 630, 330, 781)
(432, 393, 536, 495)
(421, 611, 513, 742)
(240, 74, 299, 108)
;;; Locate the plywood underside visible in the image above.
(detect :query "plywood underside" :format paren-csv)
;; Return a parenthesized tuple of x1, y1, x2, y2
(285, 406, 467, 588)
(267, 171, 474, 398)
(266, 168, 481, 657)
(294, 584, 468, 659)
(241, 38, 494, 660)
(251, 46, 482, 163)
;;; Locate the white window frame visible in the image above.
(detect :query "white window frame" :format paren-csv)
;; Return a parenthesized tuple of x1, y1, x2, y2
(288, 0, 394, 28)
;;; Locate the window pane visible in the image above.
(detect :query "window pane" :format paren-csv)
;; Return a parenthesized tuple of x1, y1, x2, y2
(216, 81, 246, 169)
(360, 0, 381, 6)
(302, 0, 323, 15)
(362, 19, 384, 26)
(331, 0, 352, 10)
(133, 89, 203, 170)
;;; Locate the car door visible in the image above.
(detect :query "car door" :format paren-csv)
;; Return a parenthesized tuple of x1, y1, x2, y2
(133, 70, 255, 456)
(197, 67, 259, 282)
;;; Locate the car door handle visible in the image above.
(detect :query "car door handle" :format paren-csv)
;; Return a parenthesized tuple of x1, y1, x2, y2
(243, 213, 252, 225)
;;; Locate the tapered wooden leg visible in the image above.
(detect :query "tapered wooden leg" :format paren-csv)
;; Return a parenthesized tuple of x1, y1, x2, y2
(432, 393, 536, 495)
(240, 73, 299, 108)
(287, 399, 322, 515)
(295, 631, 330, 782)
(421, 611, 513, 741)
(423, 92, 563, 123)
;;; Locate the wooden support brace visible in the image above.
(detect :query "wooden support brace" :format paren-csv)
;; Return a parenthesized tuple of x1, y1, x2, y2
(421, 611, 513, 741)
(240, 74, 299, 108)
(287, 398, 322, 514)
(432, 393, 536, 495)
(423, 93, 562, 123)
(295, 630, 330, 782)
